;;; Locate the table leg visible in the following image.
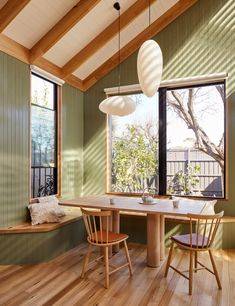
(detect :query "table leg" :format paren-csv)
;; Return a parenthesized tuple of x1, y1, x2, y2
(160, 215, 165, 260)
(112, 211, 120, 253)
(147, 214, 160, 267)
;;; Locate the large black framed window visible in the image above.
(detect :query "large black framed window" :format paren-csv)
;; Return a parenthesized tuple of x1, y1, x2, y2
(108, 81, 226, 199)
(31, 73, 58, 198)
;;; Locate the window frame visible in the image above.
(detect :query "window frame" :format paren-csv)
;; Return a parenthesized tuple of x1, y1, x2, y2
(106, 80, 227, 200)
(30, 72, 61, 200)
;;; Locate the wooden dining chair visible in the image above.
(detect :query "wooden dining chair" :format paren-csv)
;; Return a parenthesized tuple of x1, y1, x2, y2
(80, 208, 132, 288)
(164, 211, 224, 295)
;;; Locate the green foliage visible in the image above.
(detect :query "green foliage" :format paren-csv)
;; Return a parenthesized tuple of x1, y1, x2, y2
(112, 124, 158, 192)
(169, 164, 200, 195)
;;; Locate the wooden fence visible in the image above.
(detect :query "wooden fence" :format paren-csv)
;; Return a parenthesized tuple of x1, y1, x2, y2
(166, 149, 223, 197)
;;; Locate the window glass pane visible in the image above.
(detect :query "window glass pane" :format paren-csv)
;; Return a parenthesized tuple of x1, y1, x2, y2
(166, 84, 225, 198)
(110, 93, 159, 194)
(31, 74, 54, 109)
(31, 105, 56, 167)
(31, 74, 57, 198)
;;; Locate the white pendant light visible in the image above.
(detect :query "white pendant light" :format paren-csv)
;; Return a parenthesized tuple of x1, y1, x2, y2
(137, 0, 163, 97)
(137, 39, 163, 97)
(99, 95, 136, 116)
(99, 2, 136, 117)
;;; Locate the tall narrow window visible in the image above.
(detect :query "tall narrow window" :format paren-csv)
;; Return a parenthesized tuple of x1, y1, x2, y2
(31, 74, 58, 198)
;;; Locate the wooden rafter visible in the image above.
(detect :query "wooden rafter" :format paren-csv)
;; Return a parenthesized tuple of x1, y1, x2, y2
(83, 0, 198, 91)
(0, 34, 84, 91)
(30, 0, 101, 63)
(0, 0, 31, 33)
(62, 0, 156, 78)
(0, 33, 30, 63)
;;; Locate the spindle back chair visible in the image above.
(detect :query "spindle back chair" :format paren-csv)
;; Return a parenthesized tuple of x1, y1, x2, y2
(81, 208, 132, 288)
(165, 211, 224, 295)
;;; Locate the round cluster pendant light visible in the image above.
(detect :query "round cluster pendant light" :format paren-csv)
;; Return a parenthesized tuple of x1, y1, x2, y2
(137, 0, 163, 97)
(99, 2, 136, 116)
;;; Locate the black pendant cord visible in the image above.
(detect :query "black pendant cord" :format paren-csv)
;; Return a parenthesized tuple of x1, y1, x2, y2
(118, 7, 120, 94)
(114, 2, 121, 95)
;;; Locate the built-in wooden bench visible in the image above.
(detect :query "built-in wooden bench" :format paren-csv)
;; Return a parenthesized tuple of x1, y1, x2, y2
(0, 206, 82, 234)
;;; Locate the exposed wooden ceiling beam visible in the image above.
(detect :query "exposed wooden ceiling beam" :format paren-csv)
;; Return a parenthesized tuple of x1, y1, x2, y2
(0, 34, 84, 91)
(30, 0, 101, 63)
(83, 0, 198, 91)
(34, 58, 84, 91)
(62, 0, 156, 78)
(0, 0, 31, 33)
(31, 58, 84, 91)
(0, 33, 30, 63)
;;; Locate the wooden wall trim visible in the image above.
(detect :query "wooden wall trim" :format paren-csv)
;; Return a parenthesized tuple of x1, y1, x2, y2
(57, 86, 62, 198)
(0, 0, 31, 33)
(61, 0, 155, 78)
(30, 0, 102, 63)
(83, 0, 198, 91)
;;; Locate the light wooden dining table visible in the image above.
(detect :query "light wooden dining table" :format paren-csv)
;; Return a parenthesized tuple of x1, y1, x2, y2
(60, 195, 208, 267)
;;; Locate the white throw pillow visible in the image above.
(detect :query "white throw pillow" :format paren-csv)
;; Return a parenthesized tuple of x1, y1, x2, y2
(37, 196, 65, 217)
(28, 203, 60, 225)
(38, 195, 59, 204)
(172, 196, 216, 214)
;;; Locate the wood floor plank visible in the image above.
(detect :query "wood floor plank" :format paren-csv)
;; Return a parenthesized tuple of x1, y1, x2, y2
(0, 243, 234, 306)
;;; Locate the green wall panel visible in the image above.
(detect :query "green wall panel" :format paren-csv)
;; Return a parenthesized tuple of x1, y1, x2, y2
(62, 84, 84, 199)
(0, 220, 86, 264)
(84, 0, 235, 248)
(0, 52, 30, 228)
(0, 54, 86, 264)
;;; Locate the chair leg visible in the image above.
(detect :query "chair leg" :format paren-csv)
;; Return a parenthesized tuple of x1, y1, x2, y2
(123, 240, 133, 276)
(81, 243, 92, 278)
(104, 246, 109, 289)
(189, 250, 193, 295)
(164, 241, 174, 277)
(208, 249, 222, 289)
(194, 251, 198, 273)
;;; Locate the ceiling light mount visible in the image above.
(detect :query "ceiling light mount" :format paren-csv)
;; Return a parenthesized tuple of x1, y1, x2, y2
(113, 2, 120, 11)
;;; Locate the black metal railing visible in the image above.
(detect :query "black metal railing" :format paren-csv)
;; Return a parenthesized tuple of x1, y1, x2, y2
(31, 166, 57, 198)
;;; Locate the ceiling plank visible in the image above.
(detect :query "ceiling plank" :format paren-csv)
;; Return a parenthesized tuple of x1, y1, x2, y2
(0, 0, 31, 33)
(30, 0, 101, 63)
(83, 0, 198, 91)
(62, 0, 156, 78)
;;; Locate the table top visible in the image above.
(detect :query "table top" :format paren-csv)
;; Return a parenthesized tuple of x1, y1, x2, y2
(60, 195, 207, 217)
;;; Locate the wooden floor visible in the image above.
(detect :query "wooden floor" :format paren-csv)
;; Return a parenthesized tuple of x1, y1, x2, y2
(0, 243, 234, 306)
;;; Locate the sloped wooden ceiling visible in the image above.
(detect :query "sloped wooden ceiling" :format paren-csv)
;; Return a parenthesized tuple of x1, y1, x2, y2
(0, 0, 198, 91)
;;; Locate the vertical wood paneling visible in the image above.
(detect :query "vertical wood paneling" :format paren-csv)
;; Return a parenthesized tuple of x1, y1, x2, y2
(62, 84, 84, 199)
(0, 52, 30, 228)
(0, 53, 86, 264)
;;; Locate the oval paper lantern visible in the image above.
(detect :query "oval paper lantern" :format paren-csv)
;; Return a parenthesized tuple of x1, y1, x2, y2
(137, 39, 163, 97)
(99, 95, 136, 116)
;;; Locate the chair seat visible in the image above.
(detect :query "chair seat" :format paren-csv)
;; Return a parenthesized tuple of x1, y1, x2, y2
(171, 233, 209, 248)
(89, 230, 128, 244)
